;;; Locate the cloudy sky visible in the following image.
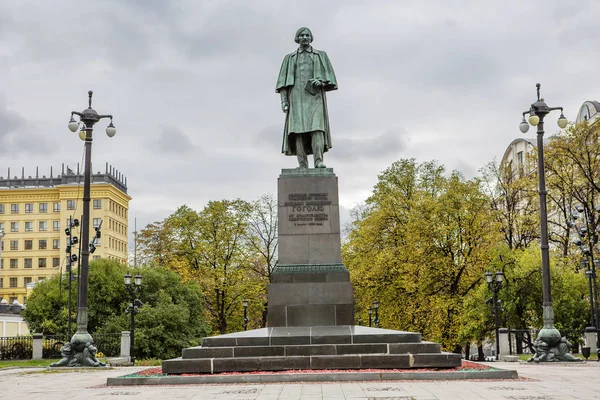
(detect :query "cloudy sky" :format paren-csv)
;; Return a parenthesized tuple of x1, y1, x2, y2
(1, 0, 599, 246)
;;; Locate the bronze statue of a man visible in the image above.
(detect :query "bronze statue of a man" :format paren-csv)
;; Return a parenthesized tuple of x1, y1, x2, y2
(276, 27, 338, 168)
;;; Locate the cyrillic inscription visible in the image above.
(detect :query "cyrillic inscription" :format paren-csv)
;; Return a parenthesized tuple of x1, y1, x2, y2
(286, 193, 330, 226)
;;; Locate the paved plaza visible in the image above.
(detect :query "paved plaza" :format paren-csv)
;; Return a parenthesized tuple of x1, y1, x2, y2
(0, 361, 598, 399)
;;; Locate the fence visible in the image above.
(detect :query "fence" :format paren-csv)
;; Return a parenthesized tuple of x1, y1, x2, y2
(0, 332, 126, 361)
(93, 333, 121, 357)
(0, 336, 33, 360)
(43, 335, 68, 359)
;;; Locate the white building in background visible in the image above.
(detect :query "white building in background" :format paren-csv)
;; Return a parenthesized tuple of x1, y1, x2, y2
(575, 101, 600, 123)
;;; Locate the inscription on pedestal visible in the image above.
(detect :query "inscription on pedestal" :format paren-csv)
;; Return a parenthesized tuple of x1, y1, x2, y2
(285, 192, 331, 227)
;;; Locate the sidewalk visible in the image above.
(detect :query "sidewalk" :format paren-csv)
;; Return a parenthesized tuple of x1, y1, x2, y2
(0, 361, 598, 399)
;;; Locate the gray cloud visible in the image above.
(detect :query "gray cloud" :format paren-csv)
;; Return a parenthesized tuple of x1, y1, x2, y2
(147, 125, 198, 155)
(1, 0, 599, 249)
(334, 128, 407, 161)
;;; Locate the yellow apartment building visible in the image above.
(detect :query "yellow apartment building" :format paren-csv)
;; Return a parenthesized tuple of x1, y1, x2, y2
(0, 164, 131, 304)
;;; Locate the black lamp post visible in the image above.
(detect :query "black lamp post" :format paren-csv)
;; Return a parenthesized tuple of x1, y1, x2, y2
(242, 299, 249, 331)
(124, 272, 142, 365)
(569, 205, 600, 360)
(368, 308, 373, 327)
(65, 91, 116, 360)
(519, 83, 570, 361)
(485, 271, 504, 359)
(373, 300, 380, 328)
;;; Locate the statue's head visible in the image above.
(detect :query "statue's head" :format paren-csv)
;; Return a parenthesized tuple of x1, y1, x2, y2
(295, 27, 313, 44)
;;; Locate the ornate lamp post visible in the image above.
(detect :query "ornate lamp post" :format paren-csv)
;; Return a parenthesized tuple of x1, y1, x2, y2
(485, 271, 504, 359)
(51, 91, 116, 368)
(569, 205, 600, 359)
(242, 299, 249, 331)
(368, 308, 373, 327)
(373, 300, 380, 328)
(519, 83, 579, 362)
(124, 272, 143, 365)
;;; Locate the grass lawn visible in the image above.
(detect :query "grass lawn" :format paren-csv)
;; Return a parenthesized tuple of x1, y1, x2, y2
(0, 359, 60, 368)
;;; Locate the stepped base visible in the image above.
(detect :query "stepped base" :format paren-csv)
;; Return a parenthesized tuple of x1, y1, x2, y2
(162, 326, 461, 374)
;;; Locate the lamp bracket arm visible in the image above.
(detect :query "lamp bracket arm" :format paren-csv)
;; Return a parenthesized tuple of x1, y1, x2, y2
(97, 114, 113, 120)
(548, 106, 563, 112)
(71, 111, 83, 117)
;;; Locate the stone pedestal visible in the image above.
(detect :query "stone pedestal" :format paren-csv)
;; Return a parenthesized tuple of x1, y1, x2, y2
(498, 328, 510, 357)
(585, 326, 598, 354)
(268, 168, 354, 327)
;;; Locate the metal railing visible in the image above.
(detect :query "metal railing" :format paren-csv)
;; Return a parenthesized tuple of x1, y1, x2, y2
(0, 336, 33, 360)
(93, 333, 121, 357)
(43, 335, 68, 359)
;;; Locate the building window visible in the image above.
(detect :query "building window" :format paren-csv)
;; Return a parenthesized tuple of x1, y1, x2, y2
(10, 259, 18, 268)
(93, 218, 101, 228)
(53, 202, 60, 212)
(25, 203, 34, 213)
(9, 278, 17, 288)
(53, 239, 60, 249)
(24, 277, 32, 286)
(0, 222, 4, 231)
(0, 204, 4, 214)
(93, 255, 101, 261)
(39, 203, 48, 213)
(93, 199, 102, 209)
(53, 221, 60, 231)
(38, 258, 47, 268)
(39, 221, 48, 231)
(39, 240, 47, 250)
(67, 200, 75, 210)
(0, 278, 2, 287)
(11, 204, 19, 214)
(10, 222, 19, 232)
(10, 240, 18, 251)
(0, 259, 3, 269)
(52, 257, 60, 268)
(24, 258, 32, 268)
(24, 240, 33, 250)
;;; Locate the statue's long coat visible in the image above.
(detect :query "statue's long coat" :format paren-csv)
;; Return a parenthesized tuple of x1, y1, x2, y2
(276, 48, 338, 156)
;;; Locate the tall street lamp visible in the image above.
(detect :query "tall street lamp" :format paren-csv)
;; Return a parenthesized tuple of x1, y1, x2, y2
(55, 91, 116, 367)
(519, 83, 579, 362)
(373, 300, 380, 328)
(242, 299, 249, 331)
(367, 308, 373, 327)
(125, 272, 143, 364)
(569, 205, 600, 359)
(485, 271, 504, 359)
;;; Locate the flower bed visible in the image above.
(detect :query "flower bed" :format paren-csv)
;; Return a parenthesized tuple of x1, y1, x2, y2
(126, 360, 493, 378)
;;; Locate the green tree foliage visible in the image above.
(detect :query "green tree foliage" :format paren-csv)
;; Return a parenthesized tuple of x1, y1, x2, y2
(343, 159, 501, 350)
(480, 160, 539, 250)
(22, 259, 208, 359)
(138, 200, 270, 334)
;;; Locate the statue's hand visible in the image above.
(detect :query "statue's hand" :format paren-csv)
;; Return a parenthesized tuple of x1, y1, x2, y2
(281, 101, 289, 113)
(310, 78, 323, 88)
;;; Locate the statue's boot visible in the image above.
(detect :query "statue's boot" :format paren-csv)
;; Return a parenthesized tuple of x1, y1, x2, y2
(312, 131, 325, 168)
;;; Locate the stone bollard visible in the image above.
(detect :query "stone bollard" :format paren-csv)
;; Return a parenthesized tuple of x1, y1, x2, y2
(120, 331, 131, 360)
(498, 328, 510, 359)
(585, 327, 598, 354)
(32, 333, 43, 360)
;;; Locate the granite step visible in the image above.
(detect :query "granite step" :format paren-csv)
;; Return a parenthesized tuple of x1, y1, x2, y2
(163, 352, 461, 374)
(182, 342, 441, 359)
(201, 326, 422, 347)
